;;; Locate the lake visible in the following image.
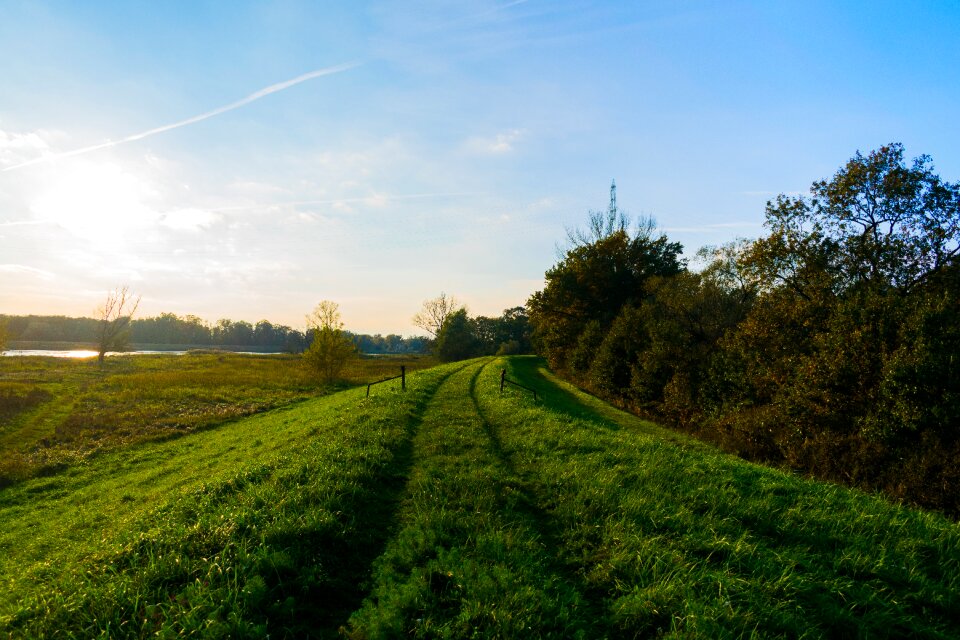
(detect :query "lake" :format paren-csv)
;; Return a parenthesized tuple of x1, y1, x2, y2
(1, 349, 286, 358)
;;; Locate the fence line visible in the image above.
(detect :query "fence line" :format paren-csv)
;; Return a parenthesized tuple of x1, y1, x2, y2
(366, 365, 406, 397)
(499, 368, 539, 401)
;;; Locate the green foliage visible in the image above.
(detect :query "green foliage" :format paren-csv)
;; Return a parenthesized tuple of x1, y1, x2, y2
(567, 318, 604, 374)
(704, 146, 960, 508)
(529, 150, 960, 515)
(528, 220, 683, 370)
(745, 143, 960, 297)
(433, 309, 479, 362)
(588, 305, 646, 398)
(347, 331, 431, 354)
(303, 300, 357, 383)
(474, 306, 534, 356)
(0, 318, 8, 354)
(862, 269, 960, 441)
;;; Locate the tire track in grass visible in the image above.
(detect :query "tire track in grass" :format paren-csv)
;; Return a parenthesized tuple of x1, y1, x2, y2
(284, 360, 475, 636)
(1, 362, 474, 638)
(347, 359, 601, 639)
(468, 359, 611, 630)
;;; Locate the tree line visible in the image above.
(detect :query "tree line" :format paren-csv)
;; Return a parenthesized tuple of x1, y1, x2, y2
(528, 144, 960, 517)
(0, 312, 429, 354)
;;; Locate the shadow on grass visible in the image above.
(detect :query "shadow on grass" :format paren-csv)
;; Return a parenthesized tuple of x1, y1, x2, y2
(268, 362, 474, 638)
(468, 362, 611, 635)
(505, 356, 620, 431)
(4, 363, 475, 639)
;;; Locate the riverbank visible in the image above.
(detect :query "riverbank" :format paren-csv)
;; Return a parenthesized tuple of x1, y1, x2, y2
(6, 340, 296, 354)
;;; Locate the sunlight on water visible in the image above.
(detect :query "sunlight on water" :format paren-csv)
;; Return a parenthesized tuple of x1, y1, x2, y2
(1, 350, 285, 358)
(1, 350, 187, 358)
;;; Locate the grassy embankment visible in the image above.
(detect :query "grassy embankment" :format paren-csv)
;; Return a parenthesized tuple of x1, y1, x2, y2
(0, 353, 432, 486)
(1, 356, 958, 637)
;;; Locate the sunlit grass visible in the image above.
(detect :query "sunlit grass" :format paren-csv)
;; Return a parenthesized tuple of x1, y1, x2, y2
(1, 355, 957, 637)
(1, 361, 459, 636)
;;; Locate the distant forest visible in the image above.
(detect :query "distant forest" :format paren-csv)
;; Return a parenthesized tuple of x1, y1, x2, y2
(1, 313, 430, 354)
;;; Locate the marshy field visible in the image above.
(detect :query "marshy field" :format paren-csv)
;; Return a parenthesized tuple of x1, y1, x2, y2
(0, 352, 434, 487)
(0, 354, 957, 638)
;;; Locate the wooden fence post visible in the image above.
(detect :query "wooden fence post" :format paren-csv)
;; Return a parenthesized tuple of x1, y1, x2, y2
(401, 365, 406, 390)
(500, 369, 506, 393)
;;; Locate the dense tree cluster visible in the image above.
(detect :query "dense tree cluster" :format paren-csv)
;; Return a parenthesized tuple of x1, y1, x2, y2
(431, 306, 533, 362)
(345, 332, 431, 355)
(528, 144, 960, 516)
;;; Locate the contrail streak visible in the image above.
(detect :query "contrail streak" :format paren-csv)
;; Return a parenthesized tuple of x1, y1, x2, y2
(3, 62, 361, 172)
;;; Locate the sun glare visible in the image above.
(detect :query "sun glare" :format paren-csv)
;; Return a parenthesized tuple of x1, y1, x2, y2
(30, 160, 159, 244)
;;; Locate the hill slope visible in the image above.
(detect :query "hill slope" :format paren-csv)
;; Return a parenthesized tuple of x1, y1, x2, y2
(1, 357, 958, 638)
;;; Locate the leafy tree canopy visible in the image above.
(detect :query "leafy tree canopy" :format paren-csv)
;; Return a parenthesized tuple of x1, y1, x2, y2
(434, 309, 479, 363)
(303, 301, 356, 383)
(528, 218, 683, 369)
(747, 143, 960, 298)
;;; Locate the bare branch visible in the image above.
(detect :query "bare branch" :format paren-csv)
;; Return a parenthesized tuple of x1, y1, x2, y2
(96, 285, 141, 364)
(412, 292, 461, 338)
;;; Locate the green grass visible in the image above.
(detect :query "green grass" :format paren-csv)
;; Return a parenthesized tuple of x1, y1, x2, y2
(1, 356, 957, 638)
(0, 353, 433, 486)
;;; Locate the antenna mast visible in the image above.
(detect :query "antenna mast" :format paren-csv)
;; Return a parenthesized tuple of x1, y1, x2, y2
(609, 179, 617, 215)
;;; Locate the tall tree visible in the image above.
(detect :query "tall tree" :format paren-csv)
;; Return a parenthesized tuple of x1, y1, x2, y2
(712, 144, 960, 470)
(95, 286, 140, 365)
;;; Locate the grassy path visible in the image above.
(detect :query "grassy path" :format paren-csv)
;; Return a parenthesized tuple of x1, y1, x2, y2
(347, 359, 604, 638)
(1, 361, 467, 637)
(2, 356, 959, 638)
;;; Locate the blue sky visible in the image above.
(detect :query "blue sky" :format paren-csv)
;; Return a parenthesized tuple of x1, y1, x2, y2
(1, 0, 958, 334)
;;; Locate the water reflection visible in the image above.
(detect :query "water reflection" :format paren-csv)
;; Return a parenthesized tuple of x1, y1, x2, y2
(2, 349, 284, 358)
(2, 350, 187, 358)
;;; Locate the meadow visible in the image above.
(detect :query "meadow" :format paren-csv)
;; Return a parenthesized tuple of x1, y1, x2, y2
(1, 356, 957, 637)
(0, 352, 433, 487)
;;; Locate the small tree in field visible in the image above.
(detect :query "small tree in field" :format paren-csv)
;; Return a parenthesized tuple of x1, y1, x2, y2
(303, 301, 356, 384)
(96, 286, 140, 365)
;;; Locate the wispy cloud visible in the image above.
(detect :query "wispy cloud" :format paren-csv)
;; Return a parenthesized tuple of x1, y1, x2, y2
(159, 208, 221, 232)
(0, 219, 50, 227)
(0, 264, 55, 279)
(3, 62, 361, 172)
(662, 222, 761, 233)
(208, 191, 481, 213)
(0, 129, 56, 168)
(464, 129, 525, 155)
